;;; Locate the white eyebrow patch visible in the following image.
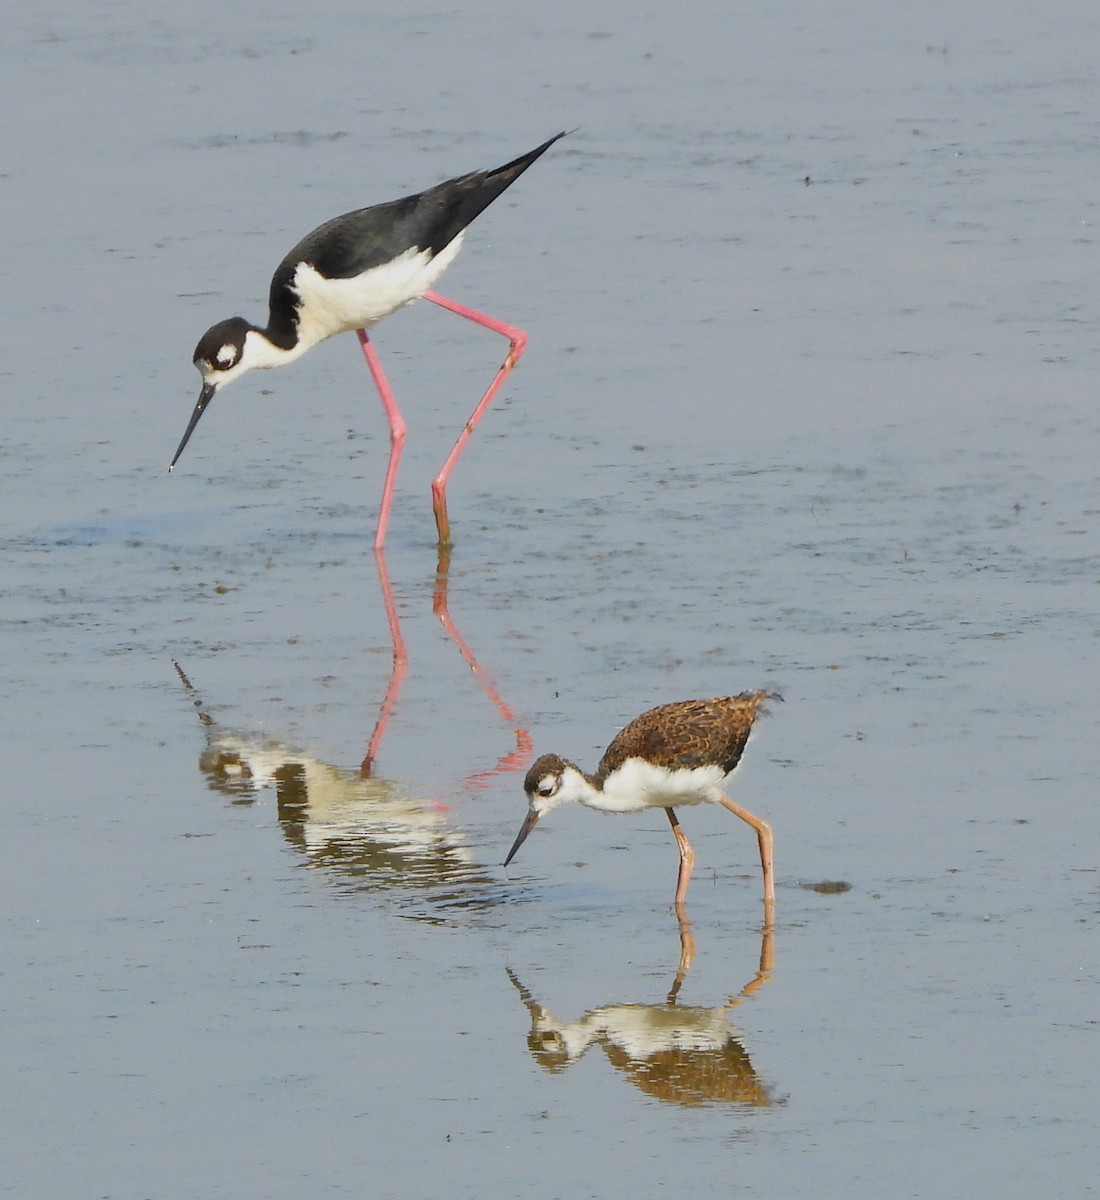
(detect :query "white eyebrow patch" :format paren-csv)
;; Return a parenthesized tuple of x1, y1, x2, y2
(216, 343, 237, 366)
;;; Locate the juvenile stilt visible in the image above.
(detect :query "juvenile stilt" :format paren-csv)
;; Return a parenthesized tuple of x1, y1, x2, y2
(505, 692, 781, 913)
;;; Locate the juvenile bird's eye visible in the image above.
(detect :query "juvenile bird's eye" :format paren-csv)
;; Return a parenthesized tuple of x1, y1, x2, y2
(537, 783, 555, 798)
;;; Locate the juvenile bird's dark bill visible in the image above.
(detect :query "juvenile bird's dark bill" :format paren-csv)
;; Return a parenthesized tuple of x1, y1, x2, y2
(169, 382, 216, 471)
(503, 810, 540, 866)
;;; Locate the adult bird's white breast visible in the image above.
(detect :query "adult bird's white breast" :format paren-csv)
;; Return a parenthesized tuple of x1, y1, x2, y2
(291, 235, 466, 351)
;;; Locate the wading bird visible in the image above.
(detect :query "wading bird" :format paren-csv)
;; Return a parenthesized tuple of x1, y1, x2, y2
(505, 693, 779, 909)
(170, 131, 569, 548)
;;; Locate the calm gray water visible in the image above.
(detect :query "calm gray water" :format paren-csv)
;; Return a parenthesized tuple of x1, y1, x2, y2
(2, 2, 1097, 1197)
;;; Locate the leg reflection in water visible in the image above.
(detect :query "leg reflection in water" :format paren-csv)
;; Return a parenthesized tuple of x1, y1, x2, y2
(362, 547, 531, 787)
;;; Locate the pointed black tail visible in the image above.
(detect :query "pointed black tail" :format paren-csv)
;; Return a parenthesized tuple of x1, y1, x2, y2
(422, 130, 571, 255)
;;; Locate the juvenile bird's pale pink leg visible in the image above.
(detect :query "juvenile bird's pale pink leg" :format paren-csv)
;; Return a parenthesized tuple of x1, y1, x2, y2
(665, 807, 696, 906)
(719, 794, 775, 905)
(357, 329, 406, 551)
(423, 289, 527, 548)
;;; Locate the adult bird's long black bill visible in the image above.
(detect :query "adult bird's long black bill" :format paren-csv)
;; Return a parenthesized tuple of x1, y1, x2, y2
(503, 811, 540, 867)
(169, 382, 216, 471)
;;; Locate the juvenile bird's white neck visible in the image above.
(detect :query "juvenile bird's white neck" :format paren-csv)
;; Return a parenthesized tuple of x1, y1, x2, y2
(532, 763, 598, 815)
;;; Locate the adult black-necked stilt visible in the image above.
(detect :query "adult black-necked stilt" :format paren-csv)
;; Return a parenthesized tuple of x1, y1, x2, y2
(504, 693, 780, 910)
(169, 131, 569, 548)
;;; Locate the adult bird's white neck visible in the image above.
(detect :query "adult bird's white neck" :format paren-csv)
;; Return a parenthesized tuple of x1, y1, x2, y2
(192, 320, 313, 398)
(231, 326, 314, 377)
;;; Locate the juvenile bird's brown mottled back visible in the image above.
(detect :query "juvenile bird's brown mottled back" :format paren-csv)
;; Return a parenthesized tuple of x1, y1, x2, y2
(596, 693, 780, 781)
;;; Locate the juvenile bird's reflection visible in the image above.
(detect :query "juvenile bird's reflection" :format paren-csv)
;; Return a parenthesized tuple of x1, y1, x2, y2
(174, 549, 531, 905)
(508, 921, 775, 1107)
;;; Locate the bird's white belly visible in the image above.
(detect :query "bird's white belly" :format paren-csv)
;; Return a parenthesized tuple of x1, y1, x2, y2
(589, 758, 727, 813)
(291, 235, 464, 349)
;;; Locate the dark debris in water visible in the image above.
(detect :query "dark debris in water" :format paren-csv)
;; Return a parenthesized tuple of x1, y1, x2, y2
(799, 880, 853, 895)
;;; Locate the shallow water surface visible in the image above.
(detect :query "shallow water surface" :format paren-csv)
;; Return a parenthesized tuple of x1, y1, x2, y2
(2, 2, 1098, 1198)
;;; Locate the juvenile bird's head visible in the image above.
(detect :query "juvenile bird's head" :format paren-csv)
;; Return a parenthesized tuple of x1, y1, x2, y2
(503, 754, 592, 866)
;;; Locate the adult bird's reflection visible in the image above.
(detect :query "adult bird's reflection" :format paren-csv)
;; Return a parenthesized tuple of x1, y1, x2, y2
(197, 728, 483, 895)
(507, 924, 775, 1107)
(173, 548, 531, 903)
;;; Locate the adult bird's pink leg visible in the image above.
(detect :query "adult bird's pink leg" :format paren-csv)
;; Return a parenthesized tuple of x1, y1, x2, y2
(665, 807, 696, 906)
(357, 328, 406, 551)
(719, 794, 775, 905)
(422, 290, 528, 548)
